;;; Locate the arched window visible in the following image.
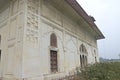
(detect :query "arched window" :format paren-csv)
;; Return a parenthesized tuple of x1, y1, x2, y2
(94, 50, 97, 63)
(50, 33, 57, 47)
(80, 44, 87, 53)
(50, 33, 58, 72)
(79, 44, 88, 68)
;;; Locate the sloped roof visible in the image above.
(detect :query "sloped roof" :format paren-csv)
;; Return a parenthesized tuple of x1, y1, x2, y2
(65, 0, 105, 39)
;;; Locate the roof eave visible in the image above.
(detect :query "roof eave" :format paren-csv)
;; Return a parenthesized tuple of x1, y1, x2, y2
(65, 0, 105, 39)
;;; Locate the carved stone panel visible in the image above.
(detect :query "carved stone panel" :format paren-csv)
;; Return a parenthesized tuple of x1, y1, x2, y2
(27, 0, 39, 14)
(26, 12, 39, 44)
(26, 28, 38, 44)
(27, 12, 38, 30)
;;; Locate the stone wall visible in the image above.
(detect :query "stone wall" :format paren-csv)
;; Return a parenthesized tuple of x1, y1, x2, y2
(22, 0, 99, 79)
(0, 0, 25, 79)
(0, 0, 99, 80)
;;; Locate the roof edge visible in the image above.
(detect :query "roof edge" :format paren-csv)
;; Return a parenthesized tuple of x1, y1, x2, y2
(65, 0, 105, 39)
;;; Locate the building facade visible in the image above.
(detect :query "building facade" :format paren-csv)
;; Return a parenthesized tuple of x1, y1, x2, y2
(0, 0, 104, 80)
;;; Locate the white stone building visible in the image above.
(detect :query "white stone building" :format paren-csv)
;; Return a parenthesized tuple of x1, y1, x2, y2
(0, 0, 104, 80)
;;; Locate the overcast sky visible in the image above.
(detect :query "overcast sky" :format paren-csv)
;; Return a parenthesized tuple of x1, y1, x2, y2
(77, 0, 120, 59)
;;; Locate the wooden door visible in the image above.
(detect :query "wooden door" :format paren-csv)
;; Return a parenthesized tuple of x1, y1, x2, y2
(50, 50, 58, 72)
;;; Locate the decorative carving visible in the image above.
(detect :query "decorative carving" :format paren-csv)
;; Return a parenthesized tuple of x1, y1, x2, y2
(27, 12, 38, 30)
(26, 28, 38, 37)
(27, 0, 39, 14)
(26, 12, 39, 44)
(26, 28, 38, 44)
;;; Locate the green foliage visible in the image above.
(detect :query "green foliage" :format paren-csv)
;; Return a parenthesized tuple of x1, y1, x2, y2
(78, 62, 120, 80)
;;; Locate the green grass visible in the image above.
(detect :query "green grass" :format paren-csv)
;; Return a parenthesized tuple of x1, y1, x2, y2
(77, 62, 120, 80)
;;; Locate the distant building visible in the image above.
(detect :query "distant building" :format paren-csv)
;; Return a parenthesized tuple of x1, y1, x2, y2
(0, 0, 104, 80)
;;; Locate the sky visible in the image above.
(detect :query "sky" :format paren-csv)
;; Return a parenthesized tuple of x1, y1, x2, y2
(77, 0, 120, 59)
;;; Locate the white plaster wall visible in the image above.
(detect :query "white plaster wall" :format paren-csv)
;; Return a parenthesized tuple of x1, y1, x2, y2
(64, 33, 77, 72)
(0, 0, 25, 80)
(0, 0, 100, 80)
